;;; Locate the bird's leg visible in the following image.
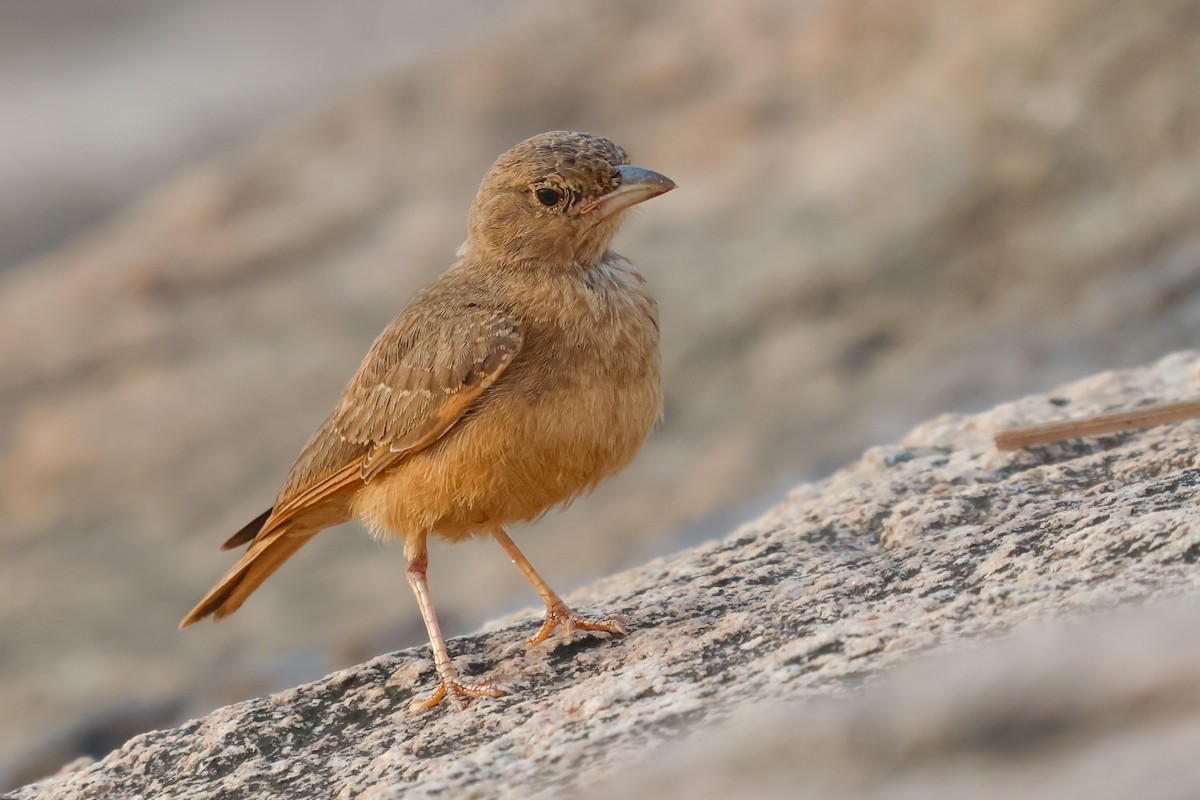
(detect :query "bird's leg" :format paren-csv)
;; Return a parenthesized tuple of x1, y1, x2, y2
(405, 546, 504, 711)
(491, 527, 628, 648)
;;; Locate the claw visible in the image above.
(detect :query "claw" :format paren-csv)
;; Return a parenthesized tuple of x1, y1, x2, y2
(410, 675, 506, 713)
(526, 604, 629, 648)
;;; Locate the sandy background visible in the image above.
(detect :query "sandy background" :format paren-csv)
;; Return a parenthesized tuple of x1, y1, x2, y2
(3, 0, 1200, 787)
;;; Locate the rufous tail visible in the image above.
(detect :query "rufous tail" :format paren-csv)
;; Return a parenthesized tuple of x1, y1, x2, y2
(179, 527, 314, 628)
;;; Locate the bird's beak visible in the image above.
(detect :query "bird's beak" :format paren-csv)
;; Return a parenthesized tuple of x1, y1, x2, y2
(583, 164, 676, 220)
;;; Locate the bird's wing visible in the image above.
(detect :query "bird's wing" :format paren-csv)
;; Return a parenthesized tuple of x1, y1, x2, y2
(261, 307, 524, 535)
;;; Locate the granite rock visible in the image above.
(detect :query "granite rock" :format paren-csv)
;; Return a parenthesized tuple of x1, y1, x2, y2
(597, 600, 1200, 800)
(14, 352, 1200, 799)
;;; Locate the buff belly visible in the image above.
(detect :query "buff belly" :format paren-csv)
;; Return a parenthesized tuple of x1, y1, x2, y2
(350, 372, 660, 544)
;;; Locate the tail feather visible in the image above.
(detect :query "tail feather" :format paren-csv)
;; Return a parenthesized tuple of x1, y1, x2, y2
(180, 527, 313, 628)
(221, 507, 273, 551)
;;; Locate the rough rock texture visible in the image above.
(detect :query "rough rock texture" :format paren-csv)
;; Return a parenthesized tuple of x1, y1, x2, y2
(598, 601, 1200, 800)
(6, 0, 1200, 774)
(15, 352, 1200, 799)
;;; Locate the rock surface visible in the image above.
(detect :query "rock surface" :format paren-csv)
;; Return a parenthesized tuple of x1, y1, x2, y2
(597, 600, 1200, 800)
(5, 0, 1200, 773)
(14, 352, 1200, 799)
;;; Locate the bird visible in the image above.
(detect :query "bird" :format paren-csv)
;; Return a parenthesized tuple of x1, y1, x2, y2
(180, 131, 675, 711)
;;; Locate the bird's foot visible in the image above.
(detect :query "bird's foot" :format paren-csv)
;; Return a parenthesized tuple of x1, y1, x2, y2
(410, 674, 506, 713)
(525, 602, 629, 648)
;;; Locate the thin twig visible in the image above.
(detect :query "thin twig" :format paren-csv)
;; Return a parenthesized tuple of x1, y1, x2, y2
(994, 398, 1200, 451)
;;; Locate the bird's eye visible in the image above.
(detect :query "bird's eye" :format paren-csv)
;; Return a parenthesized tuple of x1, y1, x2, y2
(535, 187, 561, 207)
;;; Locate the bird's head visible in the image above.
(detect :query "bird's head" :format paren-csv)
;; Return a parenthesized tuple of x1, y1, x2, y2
(463, 131, 675, 270)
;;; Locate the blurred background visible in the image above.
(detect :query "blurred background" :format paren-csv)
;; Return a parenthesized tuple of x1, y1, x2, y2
(2, 0, 1199, 788)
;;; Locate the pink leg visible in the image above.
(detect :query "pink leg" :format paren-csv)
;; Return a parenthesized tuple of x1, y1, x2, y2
(491, 527, 628, 647)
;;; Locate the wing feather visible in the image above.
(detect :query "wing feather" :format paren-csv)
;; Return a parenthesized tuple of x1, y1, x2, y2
(251, 307, 523, 542)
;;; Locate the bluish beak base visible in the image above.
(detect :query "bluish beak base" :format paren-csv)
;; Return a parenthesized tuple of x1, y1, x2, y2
(587, 164, 676, 219)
